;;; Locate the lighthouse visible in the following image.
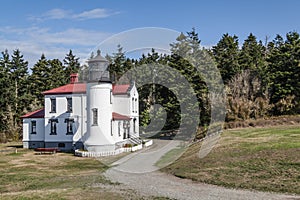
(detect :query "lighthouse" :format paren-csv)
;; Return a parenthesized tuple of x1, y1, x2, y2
(84, 50, 114, 152)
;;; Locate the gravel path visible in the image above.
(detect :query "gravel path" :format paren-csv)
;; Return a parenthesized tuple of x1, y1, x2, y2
(104, 140, 300, 200)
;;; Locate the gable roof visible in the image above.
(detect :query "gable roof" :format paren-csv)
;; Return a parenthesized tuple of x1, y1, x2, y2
(112, 84, 130, 95)
(42, 83, 86, 95)
(21, 108, 45, 119)
(112, 112, 131, 120)
(42, 83, 131, 95)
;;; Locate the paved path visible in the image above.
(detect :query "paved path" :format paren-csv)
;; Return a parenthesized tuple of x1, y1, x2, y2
(104, 140, 300, 200)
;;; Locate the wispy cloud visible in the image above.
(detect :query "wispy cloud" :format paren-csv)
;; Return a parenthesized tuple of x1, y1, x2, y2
(73, 8, 120, 20)
(0, 26, 112, 67)
(29, 8, 119, 22)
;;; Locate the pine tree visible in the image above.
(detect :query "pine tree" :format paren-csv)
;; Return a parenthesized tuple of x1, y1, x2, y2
(0, 50, 11, 132)
(107, 44, 128, 81)
(48, 58, 66, 88)
(267, 31, 300, 114)
(29, 54, 50, 105)
(212, 33, 240, 84)
(7, 49, 29, 140)
(63, 50, 80, 83)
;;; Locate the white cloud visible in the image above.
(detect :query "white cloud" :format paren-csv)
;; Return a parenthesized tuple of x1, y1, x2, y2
(74, 8, 119, 20)
(29, 8, 119, 22)
(0, 26, 112, 67)
(44, 8, 71, 20)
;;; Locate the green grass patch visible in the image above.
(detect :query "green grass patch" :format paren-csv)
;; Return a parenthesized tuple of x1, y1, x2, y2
(155, 146, 186, 168)
(162, 125, 300, 194)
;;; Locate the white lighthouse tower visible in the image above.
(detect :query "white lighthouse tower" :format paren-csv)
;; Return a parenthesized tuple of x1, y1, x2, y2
(84, 50, 114, 152)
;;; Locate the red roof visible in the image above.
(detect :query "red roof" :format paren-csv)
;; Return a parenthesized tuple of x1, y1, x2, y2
(42, 83, 86, 95)
(21, 108, 44, 118)
(112, 84, 130, 95)
(42, 83, 131, 95)
(112, 112, 131, 120)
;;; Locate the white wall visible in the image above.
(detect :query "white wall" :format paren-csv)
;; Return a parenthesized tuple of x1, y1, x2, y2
(23, 118, 45, 147)
(44, 94, 86, 143)
(113, 95, 130, 115)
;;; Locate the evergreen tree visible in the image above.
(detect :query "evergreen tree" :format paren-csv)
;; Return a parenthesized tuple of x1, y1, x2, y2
(7, 49, 29, 140)
(48, 58, 65, 87)
(267, 31, 300, 114)
(29, 54, 50, 105)
(107, 44, 129, 81)
(9, 49, 30, 114)
(212, 33, 240, 84)
(239, 33, 268, 95)
(63, 50, 80, 83)
(0, 50, 11, 132)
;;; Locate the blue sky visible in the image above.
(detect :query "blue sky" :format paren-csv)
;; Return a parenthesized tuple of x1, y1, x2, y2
(0, 0, 300, 66)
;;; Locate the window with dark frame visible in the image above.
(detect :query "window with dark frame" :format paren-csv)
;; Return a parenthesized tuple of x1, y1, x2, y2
(133, 118, 136, 133)
(118, 121, 121, 137)
(111, 120, 113, 136)
(31, 121, 36, 134)
(49, 119, 58, 135)
(92, 108, 98, 126)
(50, 98, 56, 113)
(65, 118, 74, 135)
(135, 98, 138, 113)
(132, 97, 134, 113)
(110, 89, 112, 104)
(67, 97, 72, 113)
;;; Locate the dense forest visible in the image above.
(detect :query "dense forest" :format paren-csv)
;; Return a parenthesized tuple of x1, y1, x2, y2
(0, 29, 299, 142)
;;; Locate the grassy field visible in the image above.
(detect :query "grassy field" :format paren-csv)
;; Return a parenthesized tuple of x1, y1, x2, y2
(162, 125, 300, 194)
(0, 144, 170, 200)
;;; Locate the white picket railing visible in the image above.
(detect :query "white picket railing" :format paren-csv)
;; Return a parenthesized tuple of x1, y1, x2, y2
(75, 141, 151, 158)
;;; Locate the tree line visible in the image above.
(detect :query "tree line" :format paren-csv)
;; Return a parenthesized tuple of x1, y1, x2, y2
(0, 50, 80, 142)
(0, 29, 299, 141)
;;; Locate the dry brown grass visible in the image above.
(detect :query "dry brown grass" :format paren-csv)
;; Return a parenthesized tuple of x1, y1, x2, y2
(162, 125, 300, 194)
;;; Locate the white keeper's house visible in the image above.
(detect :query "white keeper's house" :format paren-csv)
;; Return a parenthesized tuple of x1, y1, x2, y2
(21, 50, 140, 152)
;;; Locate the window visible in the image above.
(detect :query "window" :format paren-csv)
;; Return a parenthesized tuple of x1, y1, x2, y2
(132, 97, 134, 113)
(50, 98, 56, 113)
(133, 118, 137, 133)
(31, 121, 36, 134)
(135, 98, 138, 113)
(67, 97, 72, 113)
(118, 121, 121, 137)
(110, 89, 112, 104)
(65, 118, 74, 135)
(49, 119, 58, 135)
(111, 120, 113, 136)
(58, 143, 65, 148)
(92, 108, 98, 126)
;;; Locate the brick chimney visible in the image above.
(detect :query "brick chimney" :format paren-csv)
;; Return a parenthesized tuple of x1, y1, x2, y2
(70, 73, 79, 84)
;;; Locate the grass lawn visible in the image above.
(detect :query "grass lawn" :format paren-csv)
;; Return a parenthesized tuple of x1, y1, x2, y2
(0, 144, 170, 200)
(162, 125, 300, 195)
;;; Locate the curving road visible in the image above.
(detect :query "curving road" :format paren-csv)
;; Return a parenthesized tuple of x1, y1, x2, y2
(104, 140, 300, 200)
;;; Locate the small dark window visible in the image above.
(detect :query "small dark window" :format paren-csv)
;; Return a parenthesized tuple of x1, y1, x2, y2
(49, 119, 58, 135)
(111, 120, 113, 136)
(118, 121, 121, 137)
(50, 98, 56, 113)
(110, 89, 112, 104)
(135, 98, 138, 113)
(67, 97, 72, 113)
(132, 97, 134, 113)
(92, 108, 98, 126)
(58, 143, 65, 148)
(65, 118, 74, 135)
(31, 121, 37, 134)
(133, 118, 137, 133)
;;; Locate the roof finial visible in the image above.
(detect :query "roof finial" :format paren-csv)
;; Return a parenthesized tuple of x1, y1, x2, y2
(97, 49, 101, 56)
